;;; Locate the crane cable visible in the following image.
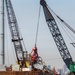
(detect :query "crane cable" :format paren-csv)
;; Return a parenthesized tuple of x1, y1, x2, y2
(46, 4, 75, 49)
(35, 5, 41, 47)
(56, 17, 74, 43)
(18, 24, 27, 51)
(47, 5, 75, 35)
(47, 5, 75, 42)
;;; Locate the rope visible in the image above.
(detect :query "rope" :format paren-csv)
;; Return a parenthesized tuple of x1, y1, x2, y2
(47, 4, 75, 36)
(56, 17, 74, 43)
(62, 23, 75, 42)
(35, 5, 41, 46)
(18, 24, 27, 51)
(47, 4, 75, 44)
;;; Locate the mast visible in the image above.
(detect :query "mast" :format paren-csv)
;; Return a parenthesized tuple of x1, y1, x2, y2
(2, 0, 5, 65)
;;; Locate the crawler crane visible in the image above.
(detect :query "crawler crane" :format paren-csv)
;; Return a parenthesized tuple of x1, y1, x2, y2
(4, 0, 75, 74)
(40, 0, 73, 70)
(5, 0, 29, 68)
(5, 0, 44, 70)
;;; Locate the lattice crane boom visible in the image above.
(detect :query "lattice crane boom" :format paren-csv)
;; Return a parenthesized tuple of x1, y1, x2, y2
(5, 0, 25, 67)
(40, 0, 73, 69)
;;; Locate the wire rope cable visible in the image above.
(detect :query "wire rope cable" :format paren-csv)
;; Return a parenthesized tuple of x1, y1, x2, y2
(47, 4, 75, 35)
(35, 5, 41, 46)
(19, 27, 27, 51)
(47, 4, 75, 44)
(56, 17, 74, 43)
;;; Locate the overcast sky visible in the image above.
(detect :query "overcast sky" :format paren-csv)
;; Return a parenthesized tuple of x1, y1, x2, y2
(0, 0, 75, 69)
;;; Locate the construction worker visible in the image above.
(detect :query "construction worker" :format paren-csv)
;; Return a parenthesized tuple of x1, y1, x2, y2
(30, 46, 38, 63)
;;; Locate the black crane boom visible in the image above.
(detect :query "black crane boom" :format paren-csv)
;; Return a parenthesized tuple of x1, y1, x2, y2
(40, 0, 73, 69)
(5, 0, 25, 66)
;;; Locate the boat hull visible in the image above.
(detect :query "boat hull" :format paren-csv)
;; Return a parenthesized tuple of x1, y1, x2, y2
(0, 71, 53, 75)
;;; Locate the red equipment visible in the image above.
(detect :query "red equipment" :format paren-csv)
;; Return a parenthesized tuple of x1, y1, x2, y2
(30, 46, 38, 62)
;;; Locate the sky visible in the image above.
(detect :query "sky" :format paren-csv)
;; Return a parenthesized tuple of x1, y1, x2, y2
(0, 0, 75, 69)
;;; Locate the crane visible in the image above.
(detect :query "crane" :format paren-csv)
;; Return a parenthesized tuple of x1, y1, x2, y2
(40, 0, 73, 69)
(5, 0, 44, 69)
(4, 0, 74, 72)
(5, 0, 28, 68)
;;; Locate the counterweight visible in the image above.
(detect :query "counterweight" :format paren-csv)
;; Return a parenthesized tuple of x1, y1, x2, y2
(40, 0, 73, 69)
